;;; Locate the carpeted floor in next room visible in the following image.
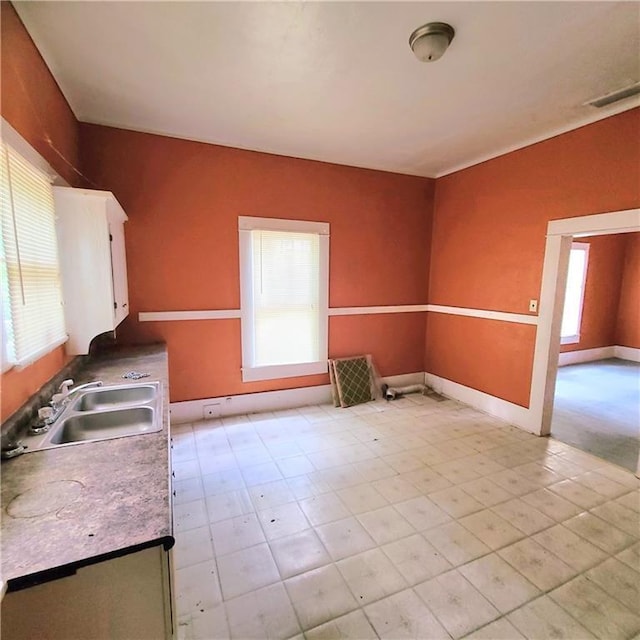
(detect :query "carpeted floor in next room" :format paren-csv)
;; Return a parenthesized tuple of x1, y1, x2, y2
(170, 393, 639, 640)
(552, 358, 640, 473)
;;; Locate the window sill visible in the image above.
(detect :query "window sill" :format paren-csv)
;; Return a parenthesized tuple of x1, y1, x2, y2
(560, 335, 580, 345)
(242, 361, 328, 382)
(3, 336, 69, 373)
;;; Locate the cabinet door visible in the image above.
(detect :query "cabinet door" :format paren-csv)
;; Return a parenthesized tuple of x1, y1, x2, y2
(109, 220, 129, 326)
(1, 547, 171, 640)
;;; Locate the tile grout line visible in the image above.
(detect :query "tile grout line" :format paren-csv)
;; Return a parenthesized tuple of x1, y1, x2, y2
(175, 488, 639, 629)
(170, 401, 639, 638)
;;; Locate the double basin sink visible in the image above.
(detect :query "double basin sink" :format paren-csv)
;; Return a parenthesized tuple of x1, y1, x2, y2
(23, 382, 162, 453)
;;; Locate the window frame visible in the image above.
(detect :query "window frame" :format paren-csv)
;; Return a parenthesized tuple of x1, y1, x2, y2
(0, 136, 67, 372)
(238, 216, 329, 382)
(560, 241, 590, 345)
(0, 252, 13, 373)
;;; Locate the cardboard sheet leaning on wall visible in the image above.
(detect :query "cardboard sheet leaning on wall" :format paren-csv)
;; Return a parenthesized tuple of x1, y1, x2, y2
(328, 355, 440, 407)
(328, 355, 380, 408)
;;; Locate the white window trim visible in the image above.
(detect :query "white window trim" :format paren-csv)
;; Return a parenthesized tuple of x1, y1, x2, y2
(0, 120, 69, 372)
(560, 241, 590, 345)
(239, 216, 329, 382)
(1, 119, 61, 185)
(0, 272, 13, 373)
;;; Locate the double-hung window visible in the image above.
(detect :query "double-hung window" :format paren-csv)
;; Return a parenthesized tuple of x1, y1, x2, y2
(560, 241, 590, 345)
(0, 143, 66, 370)
(239, 216, 329, 382)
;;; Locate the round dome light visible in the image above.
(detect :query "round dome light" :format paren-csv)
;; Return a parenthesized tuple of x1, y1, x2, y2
(409, 22, 455, 62)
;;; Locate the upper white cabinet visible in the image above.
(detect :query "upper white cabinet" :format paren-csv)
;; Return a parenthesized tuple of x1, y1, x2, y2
(53, 187, 129, 355)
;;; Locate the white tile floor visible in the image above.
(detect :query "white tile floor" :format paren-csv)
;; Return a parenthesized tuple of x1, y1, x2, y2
(171, 394, 640, 640)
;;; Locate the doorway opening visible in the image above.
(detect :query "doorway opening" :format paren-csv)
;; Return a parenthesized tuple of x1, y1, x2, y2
(528, 208, 640, 476)
(551, 233, 639, 472)
(553, 357, 638, 471)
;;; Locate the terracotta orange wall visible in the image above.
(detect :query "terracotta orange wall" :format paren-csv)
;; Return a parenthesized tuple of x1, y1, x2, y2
(0, 2, 81, 420)
(560, 234, 626, 353)
(79, 124, 434, 402)
(616, 232, 640, 349)
(426, 108, 640, 407)
(3, 0, 638, 414)
(426, 314, 536, 407)
(0, 2, 80, 185)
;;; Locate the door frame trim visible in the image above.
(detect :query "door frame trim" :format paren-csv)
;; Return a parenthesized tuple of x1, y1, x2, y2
(528, 208, 640, 462)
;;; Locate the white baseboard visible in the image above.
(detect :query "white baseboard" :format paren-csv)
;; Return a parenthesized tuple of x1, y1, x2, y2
(170, 371, 424, 424)
(558, 345, 640, 366)
(170, 351, 640, 430)
(170, 385, 332, 424)
(558, 346, 615, 366)
(379, 372, 425, 389)
(615, 345, 640, 363)
(423, 372, 537, 434)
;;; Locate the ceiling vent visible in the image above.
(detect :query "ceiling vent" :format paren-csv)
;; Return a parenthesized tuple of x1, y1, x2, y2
(587, 83, 640, 108)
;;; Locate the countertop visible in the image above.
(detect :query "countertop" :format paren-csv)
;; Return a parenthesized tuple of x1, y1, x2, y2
(1, 344, 173, 591)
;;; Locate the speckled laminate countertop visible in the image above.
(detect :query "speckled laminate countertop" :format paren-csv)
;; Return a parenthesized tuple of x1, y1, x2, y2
(1, 344, 173, 591)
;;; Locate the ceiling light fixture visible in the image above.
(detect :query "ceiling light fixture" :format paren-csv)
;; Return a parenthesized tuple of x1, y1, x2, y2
(409, 22, 455, 62)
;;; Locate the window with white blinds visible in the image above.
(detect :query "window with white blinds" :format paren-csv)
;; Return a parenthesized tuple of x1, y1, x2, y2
(239, 216, 329, 382)
(0, 144, 67, 369)
(560, 242, 590, 345)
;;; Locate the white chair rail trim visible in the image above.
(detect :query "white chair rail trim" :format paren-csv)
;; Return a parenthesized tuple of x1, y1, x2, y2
(139, 304, 538, 323)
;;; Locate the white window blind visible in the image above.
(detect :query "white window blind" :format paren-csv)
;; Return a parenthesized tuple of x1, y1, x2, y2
(239, 217, 329, 382)
(561, 242, 589, 344)
(252, 229, 320, 366)
(0, 144, 67, 368)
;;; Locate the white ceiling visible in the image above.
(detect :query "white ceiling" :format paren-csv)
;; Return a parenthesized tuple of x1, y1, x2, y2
(14, 1, 640, 178)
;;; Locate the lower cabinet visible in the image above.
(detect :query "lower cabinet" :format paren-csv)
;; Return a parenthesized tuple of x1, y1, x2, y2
(1, 546, 175, 640)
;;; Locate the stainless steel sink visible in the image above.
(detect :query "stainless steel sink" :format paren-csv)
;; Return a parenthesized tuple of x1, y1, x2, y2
(22, 381, 162, 452)
(72, 384, 157, 411)
(49, 407, 156, 444)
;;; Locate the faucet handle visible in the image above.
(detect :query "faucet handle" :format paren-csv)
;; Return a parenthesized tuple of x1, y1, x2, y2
(51, 393, 65, 409)
(38, 407, 54, 423)
(60, 379, 74, 395)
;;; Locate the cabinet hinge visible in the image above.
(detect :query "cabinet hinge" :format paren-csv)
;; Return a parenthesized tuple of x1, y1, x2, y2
(114, 302, 118, 310)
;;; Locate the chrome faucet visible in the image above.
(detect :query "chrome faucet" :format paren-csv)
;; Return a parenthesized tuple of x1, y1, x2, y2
(30, 380, 104, 436)
(1, 436, 26, 459)
(59, 379, 104, 404)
